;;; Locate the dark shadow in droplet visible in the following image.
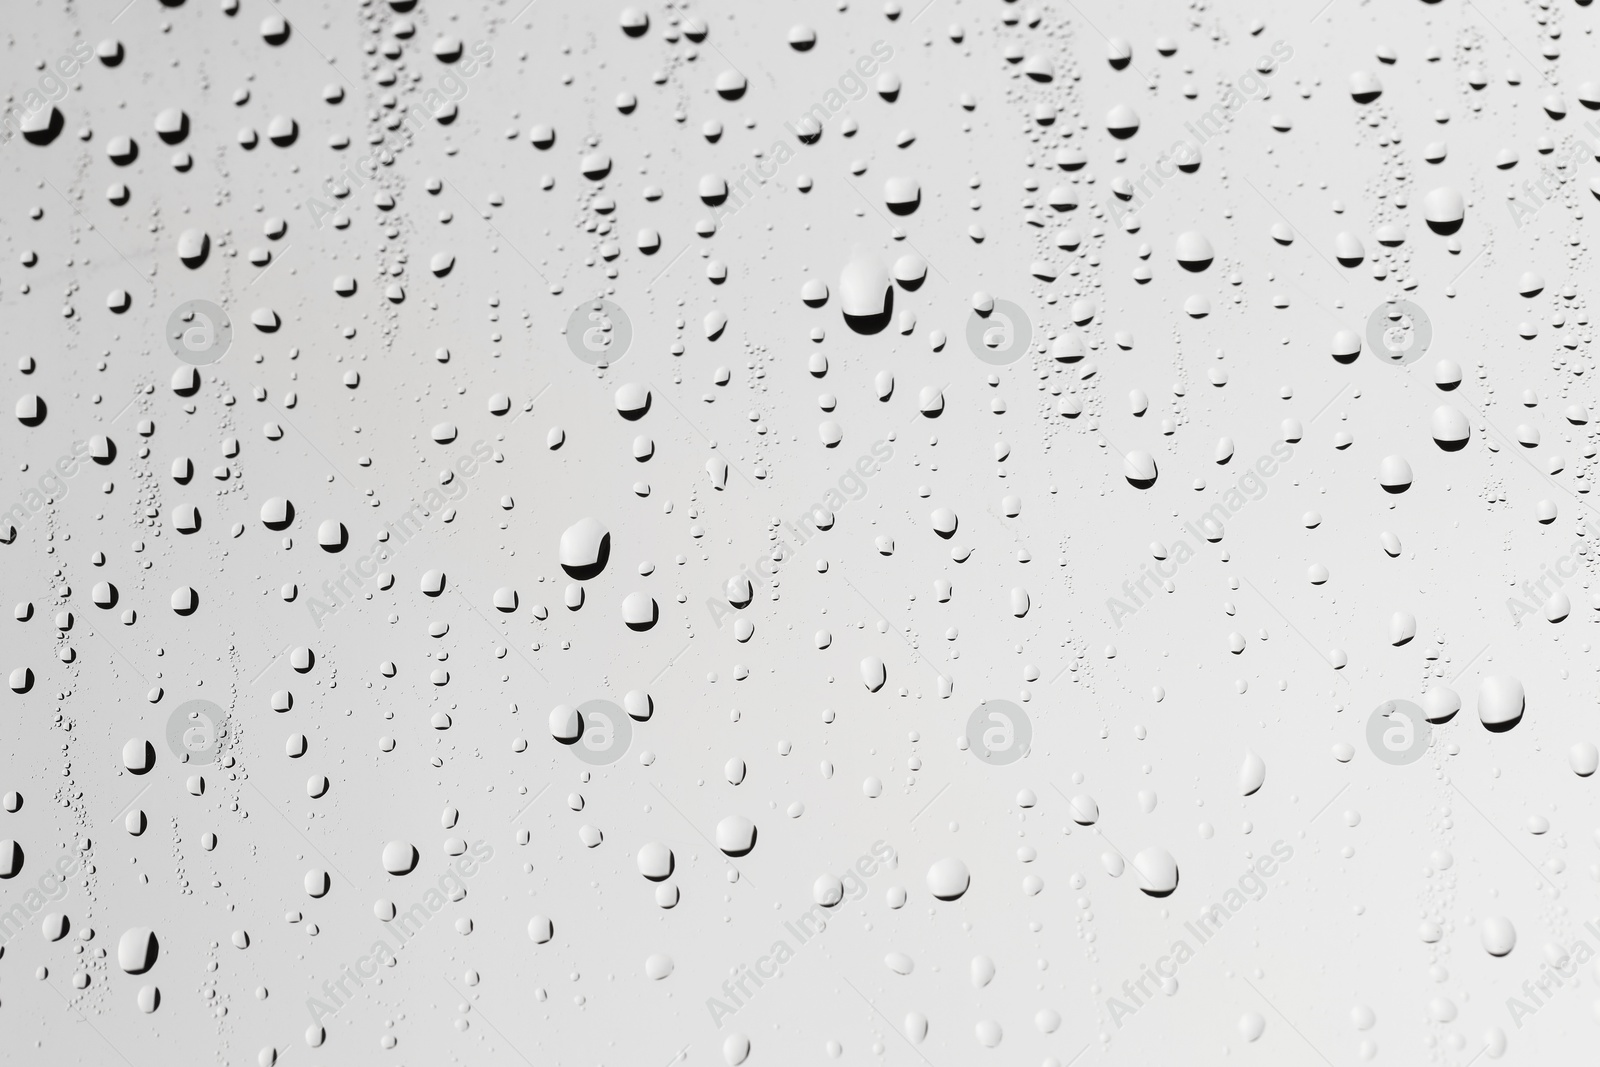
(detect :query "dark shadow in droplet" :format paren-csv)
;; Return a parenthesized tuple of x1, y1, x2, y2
(172, 591, 198, 616)
(319, 524, 348, 552)
(20, 107, 63, 145)
(9, 668, 33, 695)
(1139, 874, 1178, 898)
(1332, 349, 1359, 366)
(127, 740, 156, 772)
(157, 114, 189, 144)
(561, 534, 610, 581)
(110, 138, 139, 165)
(1483, 711, 1523, 733)
(93, 438, 116, 464)
(1178, 257, 1212, 273)
(722, 828, 756, 857)
(98, 43, 125, 67)
(555, 710, 585, 747)
(97, 585, 119, 608)
(1434, 437, 1468, 453)
(617, 397, 651, 421)
(1426, 217, 1462, 235)
(180, 235, 209, 269)
(643, 853, 674, 880)
(1126, 474, 1157, 490)
(625, 602, 659, 632)
(263, 501, 295, 531)
(17, 398, 46, 427)
(886, 192, 920, 216)
(269, 123, 298, 148)
(293, 650, 315, 673)
(843, 288, 893, 335)
(1336, 254, 1364, 268)
(1380, 483, 1409, 495)
(1350, 88, 1382, 104)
